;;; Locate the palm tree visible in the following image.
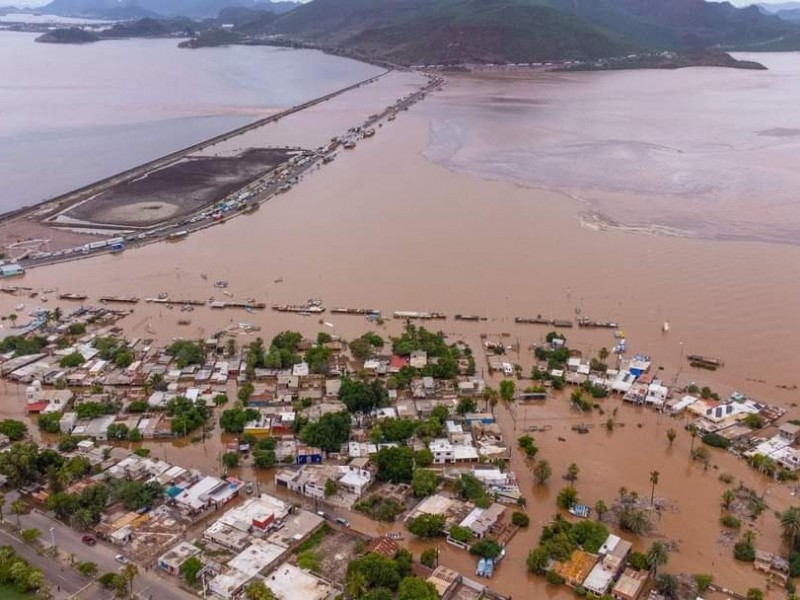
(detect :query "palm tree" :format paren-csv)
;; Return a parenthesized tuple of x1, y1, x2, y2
(780, 507, 800, 551)
(345, 571, 368, 598)
(598, 347, 610, 361)
(595, 500, 608, 522)
(483, 387, 499, 414)
(618, 486, 629, 503)
(618, 507, 651, 535)
(688, 424, 698, 455)
(655, 573, 679, 599)
(122, 563, 138, 598)
(743, 529, 757, 546)
(646, 541, 669, 577)
(666, 428, 677, 446)
(10, 500, 26, 529)
(721, 489, 736, 510)
(649, 471, 660, 506)
(0, 493, 5, 522)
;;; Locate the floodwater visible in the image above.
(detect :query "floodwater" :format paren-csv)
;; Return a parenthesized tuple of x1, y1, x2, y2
(1, 59, 799, 597)
(0, 31, 383, 212)
(422, 53, 800, 246)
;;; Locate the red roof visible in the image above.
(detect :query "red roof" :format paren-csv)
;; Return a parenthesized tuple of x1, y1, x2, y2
(26, 402, 50, 414)
(390, 355, 409, 370)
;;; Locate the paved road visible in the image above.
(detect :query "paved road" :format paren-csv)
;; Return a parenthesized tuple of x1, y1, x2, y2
(5, 492, 195, 600)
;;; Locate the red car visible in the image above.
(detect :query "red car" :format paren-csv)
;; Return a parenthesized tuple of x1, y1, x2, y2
(81, 535, 96, 546)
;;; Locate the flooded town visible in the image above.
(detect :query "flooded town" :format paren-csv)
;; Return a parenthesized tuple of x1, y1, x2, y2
(3, 2, 800, 600)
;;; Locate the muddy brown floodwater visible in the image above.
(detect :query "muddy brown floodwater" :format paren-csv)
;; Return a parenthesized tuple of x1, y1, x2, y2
(2, 63, 799, 598)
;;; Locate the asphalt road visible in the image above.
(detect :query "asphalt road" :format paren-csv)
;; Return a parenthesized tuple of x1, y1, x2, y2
(4, 491, 195, 600)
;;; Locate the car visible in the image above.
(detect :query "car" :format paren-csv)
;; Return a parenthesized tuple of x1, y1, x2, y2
(115, 555, 129, 565)
(317, 511, 328, 520)
(335, 517, 350, 527)
(81, 535, 96, 546)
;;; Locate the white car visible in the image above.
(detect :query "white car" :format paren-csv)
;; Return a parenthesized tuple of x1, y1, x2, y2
(115, 555, 129, 565)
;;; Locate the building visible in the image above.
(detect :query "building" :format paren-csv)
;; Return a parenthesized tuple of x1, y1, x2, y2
(553, 550, 598, 588)
(582, 534, 632, 596)
(430, 438, 479, 464)
(158, 542, 202, 575)
(778, 422, 800, 443)
(611, 568, 648, 600)
(458, 503, 505, 538)
(263, 562, 332, 600)
(218, 494, 291, 533)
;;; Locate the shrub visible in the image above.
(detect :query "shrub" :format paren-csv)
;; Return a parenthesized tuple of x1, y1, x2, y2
(512, 512, 530, 527)
(734, 541, 756, 562)
(545, 570, 564, 585)
(720, 514, 741, 529)
(702, 433, 731, 449)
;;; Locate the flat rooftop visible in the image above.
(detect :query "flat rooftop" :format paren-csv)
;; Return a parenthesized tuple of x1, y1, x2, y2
(264, 562, 332, 600)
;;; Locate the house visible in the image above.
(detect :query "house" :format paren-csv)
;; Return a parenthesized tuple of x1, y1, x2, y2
(458, 503, 505, 538)
(778, 423, 800, 443)
(582, 534, 632, 596)
(263, 562, 333, 600)
(430, 438, 479, 464)
(337, 465, 373, 497)
(553, 550, 598, 588)
(218, 494, 291, 533)
(296, 445, 323, 465)
(611, 568, 648, 600)
(158, 542, 201, 575)
(410, 350, 427, 369)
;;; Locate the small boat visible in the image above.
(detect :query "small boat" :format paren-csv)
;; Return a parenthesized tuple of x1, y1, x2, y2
(214, 280, 229, 289)
(568, 504, 591, 519)
(662, 321, 670, 333)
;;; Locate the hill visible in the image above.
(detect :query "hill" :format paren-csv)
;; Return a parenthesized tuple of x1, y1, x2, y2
(40, 0, 298, 20)
(253, 0, 800, 64)
(266, 0, 638, 64)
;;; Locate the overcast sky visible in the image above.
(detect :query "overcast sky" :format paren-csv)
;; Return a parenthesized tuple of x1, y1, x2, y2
(2, 0, 780, 8)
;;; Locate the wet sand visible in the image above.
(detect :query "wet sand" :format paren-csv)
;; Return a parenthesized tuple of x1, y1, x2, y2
(2, 68, 799, 597)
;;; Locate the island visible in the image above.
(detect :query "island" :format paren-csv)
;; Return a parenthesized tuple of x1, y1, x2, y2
(35, 27, 100, 44)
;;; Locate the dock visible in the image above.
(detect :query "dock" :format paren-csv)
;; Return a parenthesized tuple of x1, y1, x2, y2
(99, 296, 140, 304)
(145, 298, 206, 306)
(515, 316, 573, 328)
(272, 304, 325, 314)
(393, 311, 447, 320)
(330, 307, 381, 316)
(577, 317, 618, 329)
(210, 301, 266, 310)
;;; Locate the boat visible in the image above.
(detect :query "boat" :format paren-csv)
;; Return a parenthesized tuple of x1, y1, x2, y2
(14, 304, 24, 311)
(99, 296, 139, 304)
(386, 532, 404, 540)
(167, 230, 189, 241)
(454, 314, 486, 322)
(393, 310, 446, 320)
(662, 321, 670, 333)
(214, 281, 229, 289)
(568, 504, 591, 518)
(58, 293, 88, 301)
(687, 354, 724, 368)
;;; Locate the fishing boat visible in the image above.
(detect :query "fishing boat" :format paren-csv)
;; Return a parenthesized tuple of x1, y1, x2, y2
(662, 321, 670, 332)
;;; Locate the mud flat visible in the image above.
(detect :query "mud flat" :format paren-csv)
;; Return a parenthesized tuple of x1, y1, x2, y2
(54, 148, 296, 227)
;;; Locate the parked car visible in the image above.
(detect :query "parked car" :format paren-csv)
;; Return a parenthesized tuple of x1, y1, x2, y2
(317, 511, 328, 520)
(81, 535, 96, 546)
(115, 555, 129, 565)
(335, 517, 350, 527)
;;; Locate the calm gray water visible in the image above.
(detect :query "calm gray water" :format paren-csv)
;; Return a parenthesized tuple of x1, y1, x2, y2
(0, 31, 383, 212)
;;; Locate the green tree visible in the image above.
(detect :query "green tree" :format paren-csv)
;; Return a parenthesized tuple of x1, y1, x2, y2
(244, 580, 277, 600)
(533, 460, 552, 485)
(324, 479, 338, 498)
(746, 589, 764, 600)
(469, 539, 503, 559)
(375, 446, 414, 483)
(688, 424, 698, 454)
(517, 435, 538, 458)
(411, 469, 438, 497)
(646, 541, 669, 576)
(420, 548, 438, 569)
(565, 463, 579, 483)
(60, 352, 85, 368)
(456, 397, 477, 415)
(694, 574, 713, 594)
(618, 507, 651, 535)
(512, 511, 530, 527)
(415, 448, 434, 467)
(499, 380, 515, 402)
(20, 528, 40, 544)
(339, 378, 388, 414)
(222, 452, 240, 469)
(407, 513, 446, 538)
(299, 411, 351, 453)
(10, 499, 27, 529)
(0, 420, 27, 441)
(556, 486, 578, 510)
(527, 547, 549, 574)
(398, 576, 438, 600)
(179, 556, 203, 585)
(78, 561, 98, 578)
